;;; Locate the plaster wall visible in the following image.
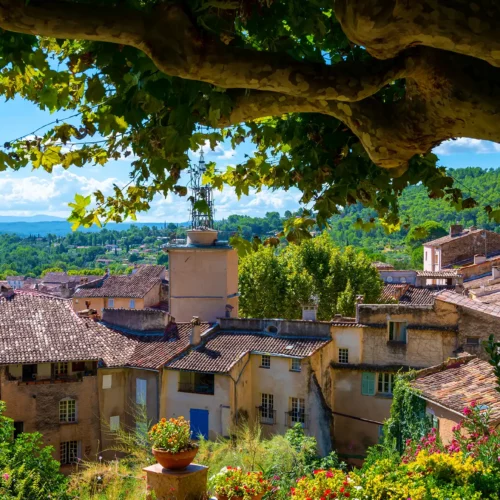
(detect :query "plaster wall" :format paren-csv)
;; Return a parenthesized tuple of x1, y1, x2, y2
(331, 327, 363, 364)
(161, 370, 231, 440)
(332, 370, 389, 459)
(425, 402, 462, 445)
(0, 367, 101, 461)
(144, 283, 161, 307)
(169, 248, 237, 322)
(72, 296, 145, 314)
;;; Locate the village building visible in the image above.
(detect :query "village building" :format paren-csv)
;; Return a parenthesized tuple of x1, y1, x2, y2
(167, 229, 238, 323)
(0, 289, 131, 468)
(72, 265, 167, 316)
(423, 225, 500, 271)
(6, 275, 25, 289)
(163, 317, 334, 454)
(411, 356, 500, 444)
(329, 299, 459, 463)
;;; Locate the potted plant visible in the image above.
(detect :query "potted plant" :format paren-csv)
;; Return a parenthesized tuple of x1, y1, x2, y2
(210, 467, 271, 500)
(148, 416, 198, 470)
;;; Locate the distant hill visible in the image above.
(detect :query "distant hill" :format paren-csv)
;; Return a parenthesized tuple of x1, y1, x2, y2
(0, 214, 66, 223)
(0, 220, 189, 237)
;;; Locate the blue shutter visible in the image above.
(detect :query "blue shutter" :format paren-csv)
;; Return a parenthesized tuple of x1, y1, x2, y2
(361, 372, 376, 396)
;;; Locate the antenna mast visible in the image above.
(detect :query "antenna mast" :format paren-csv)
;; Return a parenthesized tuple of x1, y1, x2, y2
(189, 149, 215, 229)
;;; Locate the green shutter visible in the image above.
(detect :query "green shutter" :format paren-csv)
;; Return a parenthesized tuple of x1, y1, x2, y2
(361, 372, 376, 396)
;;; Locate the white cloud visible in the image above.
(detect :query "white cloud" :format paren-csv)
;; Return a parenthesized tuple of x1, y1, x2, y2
(433, 138, 500, 155)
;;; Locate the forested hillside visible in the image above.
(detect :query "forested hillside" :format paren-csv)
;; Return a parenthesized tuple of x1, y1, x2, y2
(328, 167, 500, 267)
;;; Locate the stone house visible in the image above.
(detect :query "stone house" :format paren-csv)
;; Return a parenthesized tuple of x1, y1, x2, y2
(0, 291, 130, 468)
(423, 225, 500, 271)
(411, 356, 500, 444)
(72, 265, 167, 317)
(329, 300, 459, 463)
(162, 317, 334, 455)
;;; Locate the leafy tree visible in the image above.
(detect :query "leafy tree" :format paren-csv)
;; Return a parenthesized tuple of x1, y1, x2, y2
(0, 2, 493, 232)
(239, 234, 382, 320)
(129, 253, 141, 263)
(41, 267, 64, 277)
(157, 253, 169, 267)
(0, 401, 69, 499)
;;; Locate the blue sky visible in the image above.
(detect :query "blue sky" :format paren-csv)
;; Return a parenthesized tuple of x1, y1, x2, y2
(1, 97, 500, 222)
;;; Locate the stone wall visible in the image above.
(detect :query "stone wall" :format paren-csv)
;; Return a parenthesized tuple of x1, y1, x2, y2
(218, 317, 331, 338)
(456, 307, 500, 359)
(102, 308, 170, 331)
(441, 231, 500, 268)
(460, 256, 500, 280)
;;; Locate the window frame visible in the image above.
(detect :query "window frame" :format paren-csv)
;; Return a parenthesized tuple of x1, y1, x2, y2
(465, 337, 480, 345)
(54, 362, 68, 377)
(260, 354, 271, 369)
(110, 415, 120, 432)
(290, 397, 306, 425)
(388, 321, 408, 343)
(108, 298, 115, 308)
(102, 374, 112, 389)
(59, 398, 77, 423)
(129, 299, 136, 309)
(377, 372, 395, 395)
(290, 358, 301, 372)
(338, 348, 349, 364)
(60, 440, 79, 465)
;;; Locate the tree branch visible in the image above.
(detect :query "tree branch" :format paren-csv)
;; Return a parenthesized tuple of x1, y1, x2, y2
(335, 0, 500, 68)
(0, 0, 406, 102)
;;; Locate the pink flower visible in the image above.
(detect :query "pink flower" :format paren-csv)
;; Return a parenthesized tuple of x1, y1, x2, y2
(2, 473, 9, 481)
(470, 400, 477, 408)
(463, 407, 472, 416)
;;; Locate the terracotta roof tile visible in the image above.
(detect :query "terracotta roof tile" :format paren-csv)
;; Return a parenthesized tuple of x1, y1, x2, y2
(166, 331, 331, 373)
(382, 284, 442, 305)
(412, 358, 500, 421)
(73, 265, 165, 299)
(0, 292, 135, 367)
(108, 322, 213, 370)
(416, 270, 461, 278)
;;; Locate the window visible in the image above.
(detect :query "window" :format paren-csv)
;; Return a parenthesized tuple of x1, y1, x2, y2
(290, 397, 306, 425)
(55, 362, 68, 377)
(108, 298, 115, 308)
(260, 355, 271, 369)
(338, 348, 349, 364)
(110, 415, 120, 431)
(466, 337, 480, 345)
(290, 358, 301, 372)
(389, 321, 407, 343)
(102, 374, 112, 389)
(426, 409, 439, 430)
(425, 251, 428, 262)
(361, 372, 376, 396)
(129, 299, 135, 309)
(378, 373, 395, 395)
(13, 422, 24, 439)
(178, 372, 215, 395)
(259, 393, 275, 424)
(400, 277, 407, 283)
(136, 378, 147, 405)
(72, 361, 85, 372)
(60, 441, 79, 465)
(386, 276, 393, 283)
(59, 399, 77, 423)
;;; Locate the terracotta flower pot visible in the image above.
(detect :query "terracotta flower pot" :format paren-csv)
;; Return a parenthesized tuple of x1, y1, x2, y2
(216, 494, 263, 500)
(152, 447, 198, 470)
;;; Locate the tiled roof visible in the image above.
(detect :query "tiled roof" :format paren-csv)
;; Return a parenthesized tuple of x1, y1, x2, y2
(73, 265, 164, 299)
(437, 289, 500, 318)
(42, 272, 103, 284)
(107, 322, 213, 370)
(166, 331, 331, 373)
(381, 284, 440, 305)
(424, 228, 487, 247)
(0, 292, 135, 367)
(372, 261, 395, 270)
(412, 357, 500, 421)
(416, 270, 461, 278)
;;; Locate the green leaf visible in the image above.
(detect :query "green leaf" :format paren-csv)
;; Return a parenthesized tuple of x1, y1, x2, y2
(85, 76, 106, 104)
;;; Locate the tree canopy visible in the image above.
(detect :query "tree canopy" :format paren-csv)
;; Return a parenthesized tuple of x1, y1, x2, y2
(0, 1, 498, 230)
(239, 234, 383, 319)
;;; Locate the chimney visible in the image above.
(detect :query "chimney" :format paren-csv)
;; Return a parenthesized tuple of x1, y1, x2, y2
(474, 254, 486, 264)
(493, 266, 500, 280)
(0, 284, 14, 299)
(449, 224, 463, 237)
(302, 305, 317, 321)
(190, 316, 201, 345)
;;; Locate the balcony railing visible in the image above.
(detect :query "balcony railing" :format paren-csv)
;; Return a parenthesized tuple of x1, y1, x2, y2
(285, 411, 308, 429)
(178, 382, 214, 395)
(256, 406, 276, 425)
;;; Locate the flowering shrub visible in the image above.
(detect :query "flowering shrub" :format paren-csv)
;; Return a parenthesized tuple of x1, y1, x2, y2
(148, 416, 196, 453)
(290, 469, 361, 499)
(210, 467, 271, 499)
(402, 402, 500, 468)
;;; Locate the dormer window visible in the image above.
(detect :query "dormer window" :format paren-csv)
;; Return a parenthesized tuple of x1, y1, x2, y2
(389, 321, 407, 343)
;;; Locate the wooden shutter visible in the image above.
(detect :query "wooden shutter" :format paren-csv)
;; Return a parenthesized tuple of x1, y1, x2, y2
(361, 372, 376, 396)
